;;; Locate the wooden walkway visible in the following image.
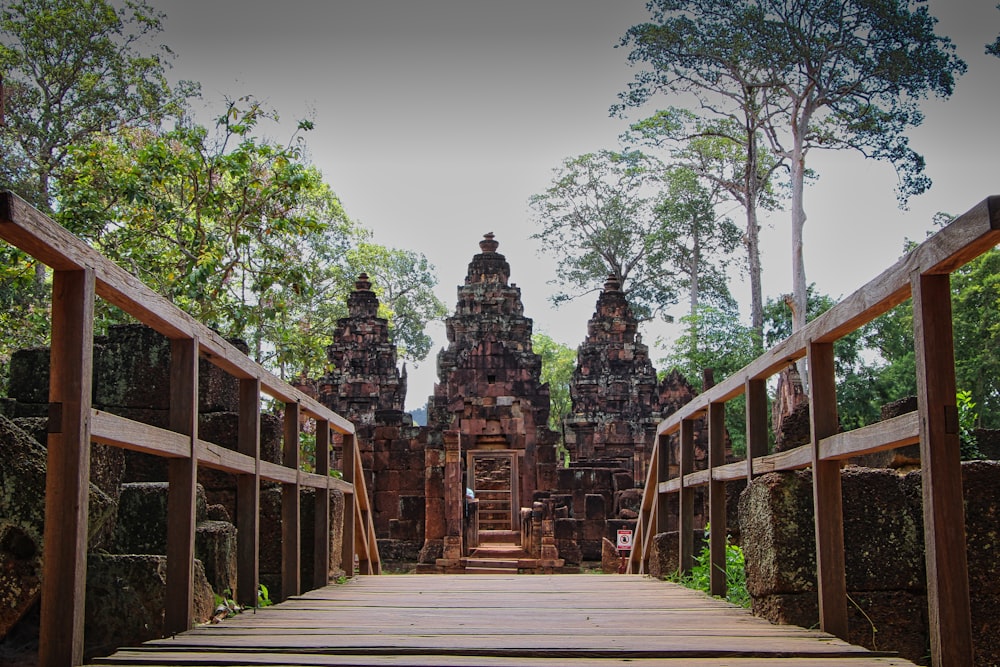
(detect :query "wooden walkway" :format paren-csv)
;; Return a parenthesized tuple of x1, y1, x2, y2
(88, 575, 915, 666)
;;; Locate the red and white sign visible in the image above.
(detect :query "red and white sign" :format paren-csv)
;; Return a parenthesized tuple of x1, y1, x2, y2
(616, 529, 633, 551)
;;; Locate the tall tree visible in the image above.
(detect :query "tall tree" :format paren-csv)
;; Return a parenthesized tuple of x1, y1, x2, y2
(649, 165, 742, 316)
(528, 149, 677, 321)
(620, 0, 965, 332)
(0, 0, 196, 210)
(761, 0, 965, 331)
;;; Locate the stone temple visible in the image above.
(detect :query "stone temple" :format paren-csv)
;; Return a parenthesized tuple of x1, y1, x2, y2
(303, 233, 716, 571)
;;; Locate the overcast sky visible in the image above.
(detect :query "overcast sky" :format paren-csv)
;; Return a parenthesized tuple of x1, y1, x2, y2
(154, 1, 1000, 410)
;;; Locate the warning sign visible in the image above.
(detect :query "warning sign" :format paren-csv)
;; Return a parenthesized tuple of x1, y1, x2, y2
(616, 529, 633, 551)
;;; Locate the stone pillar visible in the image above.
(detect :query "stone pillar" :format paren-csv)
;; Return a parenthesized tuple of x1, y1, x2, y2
(439, 430, 464, 566)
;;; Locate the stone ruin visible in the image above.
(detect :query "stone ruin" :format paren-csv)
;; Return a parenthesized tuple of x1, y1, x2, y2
(296, 234, 720, 570)
(0, 325, 345, 660)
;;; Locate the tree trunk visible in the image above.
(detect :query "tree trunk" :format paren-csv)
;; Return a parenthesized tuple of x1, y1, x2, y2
(745, 203, 764, 347)
(790, 129, 808, 334)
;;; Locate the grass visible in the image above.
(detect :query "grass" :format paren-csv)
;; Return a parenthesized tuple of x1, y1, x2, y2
(668, 536, 751, 608)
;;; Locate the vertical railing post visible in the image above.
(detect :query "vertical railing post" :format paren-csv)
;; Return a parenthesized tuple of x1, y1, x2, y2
(745, 378, 768, 480)
(281, 401, 301, 600)
(808, 341, 848, 639)
(913, 272, 973, 665)
(708, 401, 726, 598)
(236, 377, 260, 608)
(165, 336, 199, 635)
(313, 420, 331, 590)
(341, 432, 357, 578)
(39, 268, 94, 667)
(655, 432, 671, 537)
(678, 418, 695, 575)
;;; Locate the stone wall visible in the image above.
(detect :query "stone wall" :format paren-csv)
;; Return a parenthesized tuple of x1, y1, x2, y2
(739, 463, 1000, 665)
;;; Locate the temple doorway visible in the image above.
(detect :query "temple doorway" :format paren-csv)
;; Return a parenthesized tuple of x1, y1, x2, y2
(468, 450, 520, 534)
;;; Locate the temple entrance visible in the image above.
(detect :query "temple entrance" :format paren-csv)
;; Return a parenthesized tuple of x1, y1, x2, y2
(468, 450, 519, 533)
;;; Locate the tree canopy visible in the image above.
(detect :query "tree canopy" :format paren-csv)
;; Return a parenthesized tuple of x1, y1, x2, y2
(55, 99, 444, 378)
(528, 149, 678, 321)
(620, 0, 966, 332)
(0, 0, 197, 209)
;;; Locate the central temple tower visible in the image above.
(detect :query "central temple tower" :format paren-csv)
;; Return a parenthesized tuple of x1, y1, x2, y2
(428, 233, 558, 530)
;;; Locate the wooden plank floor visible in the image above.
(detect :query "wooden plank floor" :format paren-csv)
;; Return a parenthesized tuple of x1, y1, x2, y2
(88, 575, 916, 666)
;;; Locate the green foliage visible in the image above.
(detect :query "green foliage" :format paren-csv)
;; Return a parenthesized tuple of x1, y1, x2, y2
(257, 583, 273, 607)
(0, 0, 197, 209)
(957, 390, 983, 460)
(50, 98, 444, 380)
(951, 248, 1000, 428)
(528, 149, 678, 321)
(345, 241, 447, 362)
(650, 165, 742, 314)
(56, 99, 350, 375)
(532, 332, 577, 434)
(0, 0, 196, 387)
(212, 589, 242, 620)
(661, 304, 759, 455)
(668, 534, 750, 608)
(764, 288, 888, 429)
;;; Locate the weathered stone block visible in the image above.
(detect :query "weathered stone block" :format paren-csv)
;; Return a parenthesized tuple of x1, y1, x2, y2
(578, 538, 602, 561)
(7, 347, 51, 405)
(555, 517, 578, 540)
(0, 415, 114, 637)
(584, 493, 606, 521)
(647, 530, 707, 580)
(84, 554, 213, 660)
(740, 469, 924, 597)
(751, 591, 928, 665)
(114, 482, 208, 555)
(601, 537, 623, 573)
(614, 488, 642, 518)
(194, 520, 237, 595)
(555, 538, 582, 565)
(612, 471, 634, 492)
(399, 495, 424, 521)
(375, 491, 399, 516)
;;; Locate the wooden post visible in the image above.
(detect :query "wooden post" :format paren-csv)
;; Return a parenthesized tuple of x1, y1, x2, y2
(913, 272, 974, 665)
(745, 378, 768, 480)
(39, 269, 94, 667)
(655, 432, 671, 536)
(236, 377, 260, 608)
(808, 341, 848, 640)
(313, 421, 331, 590)
(281, 401, 301, 600)
(341, 432, 356, 578)
(708, 401, 727, 598)
(678, 419, 695, 575)
(165, 336, 199, 635)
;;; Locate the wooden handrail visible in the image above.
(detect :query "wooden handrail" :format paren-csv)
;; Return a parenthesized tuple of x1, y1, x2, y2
(0, 191, 380, 666)
(631, 196, 1000, 667)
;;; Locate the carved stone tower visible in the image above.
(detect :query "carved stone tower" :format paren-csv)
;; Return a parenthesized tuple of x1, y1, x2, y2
(428, 233, 558, 530)
(564, 275, 660, 480)
(316, 273, 406, 423)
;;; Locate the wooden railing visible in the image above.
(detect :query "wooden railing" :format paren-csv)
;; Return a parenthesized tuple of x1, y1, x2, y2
(629, 196, 1000, 667)
(0, 191, 380, 667)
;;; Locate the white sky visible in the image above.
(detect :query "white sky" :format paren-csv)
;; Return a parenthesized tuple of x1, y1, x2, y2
(154, 0, 1000, 410)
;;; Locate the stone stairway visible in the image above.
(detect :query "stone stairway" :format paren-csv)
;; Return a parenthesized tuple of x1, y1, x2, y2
(462, 530, 533, 573)
(474, 489, 512, 531)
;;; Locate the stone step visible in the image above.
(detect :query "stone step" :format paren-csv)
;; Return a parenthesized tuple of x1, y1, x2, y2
(464, 557, 519, 569)
(478, 529, 519, 543)
(471, 543, 527, 557)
